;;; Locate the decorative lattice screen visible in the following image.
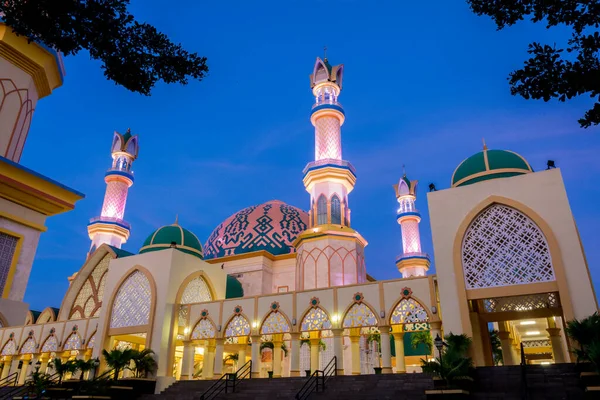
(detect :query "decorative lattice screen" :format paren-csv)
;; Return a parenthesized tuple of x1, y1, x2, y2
(110, 271, 151, 328)
(462, 204, 555, 289)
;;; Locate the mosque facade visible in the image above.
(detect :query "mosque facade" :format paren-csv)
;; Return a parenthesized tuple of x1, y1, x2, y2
(0, 21, 598, 393)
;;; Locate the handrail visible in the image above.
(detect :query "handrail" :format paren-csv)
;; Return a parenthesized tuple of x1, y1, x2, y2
(200, 360, 252, 400)
(0, 372, 17, 387)
(520, 342, 529, 400)
(295, 356, 337, 400)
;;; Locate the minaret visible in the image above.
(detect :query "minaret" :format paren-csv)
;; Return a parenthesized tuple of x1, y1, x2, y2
(394, 172, 430, 277)
(293, 54, 368, 290)
(86, 129, 139, 257)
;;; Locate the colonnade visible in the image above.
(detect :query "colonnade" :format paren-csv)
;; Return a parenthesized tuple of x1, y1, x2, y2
(178, 324, 441, 380)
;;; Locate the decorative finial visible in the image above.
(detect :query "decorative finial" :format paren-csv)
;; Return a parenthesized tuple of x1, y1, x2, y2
(402, 164, 406, 177)
(174, 214, 179, 226)
(324, 46, 328, 61)
(126, 128, 131, 133)
(482, 138, 488, 151)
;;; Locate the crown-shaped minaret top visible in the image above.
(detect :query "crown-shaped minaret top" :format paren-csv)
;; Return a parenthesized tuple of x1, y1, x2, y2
(310, 56, 344, 90)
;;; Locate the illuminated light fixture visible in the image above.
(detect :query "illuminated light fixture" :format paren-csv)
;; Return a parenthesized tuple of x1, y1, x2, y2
(520, 321, 536, 326)
(184, 327, 190, 335)
(541, 361, 551, 365)
(252, 321, 258, 329)
(331, 314, 339, 323)
(313, 228, 319, 233)
(525, 331, 540, 336)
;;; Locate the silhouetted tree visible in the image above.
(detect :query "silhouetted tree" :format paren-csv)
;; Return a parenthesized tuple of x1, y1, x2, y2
(467, 0, 600, 128)
(0, 0, 209, 95)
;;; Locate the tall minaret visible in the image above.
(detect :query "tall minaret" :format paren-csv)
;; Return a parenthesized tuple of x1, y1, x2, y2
(86, 129, 139, 257)
(294, 55, 368, 290)
(394, 173, 429, 277)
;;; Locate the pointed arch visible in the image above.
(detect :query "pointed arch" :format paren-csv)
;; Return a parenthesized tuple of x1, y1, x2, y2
(260, 310, 291, 334)
(312, 58, 330, 84)
(330, 194, 341, 224)
(40, 334, 58, 353)
(87, 331, 96, 349)
(20, 337, 36, 354)
(176, 272, 215, 305)
(191, 317, 217, 340)
(461, 203, 555, 289)
(300, 306, 331, 332)
(0, 312, 8, 327)
(224, 314, 251, 338)
(342, 301, 379, 328)
(37, 307, 57, 324)
(0, 338, 16, 356)
(389, 296, 430, 325)
(63, 332, 82, 350)
(69, 254, 111, 320)
(317, 194, 327, 225)
(109, 267, 155, 331)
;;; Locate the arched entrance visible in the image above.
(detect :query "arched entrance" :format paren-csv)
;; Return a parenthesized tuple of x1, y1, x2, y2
(458, 203, 570, 366)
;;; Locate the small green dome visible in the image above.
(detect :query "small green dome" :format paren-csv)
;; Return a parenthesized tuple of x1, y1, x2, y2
(139, 221, 203, 259)
(451, 147, 533, 188)
(225, 275, 244, 299)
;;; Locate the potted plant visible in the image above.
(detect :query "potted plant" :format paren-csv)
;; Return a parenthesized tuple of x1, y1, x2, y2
(422, 333, 474, 399)
(268, 370, 274, 378)
(25, 371, 53, 399)
(130, 349, 157, 378)
(566, 312, 600, 387)
(50, 358, 77, 385)
(102, 348, 134, 380)
(305, 370, 311, 377)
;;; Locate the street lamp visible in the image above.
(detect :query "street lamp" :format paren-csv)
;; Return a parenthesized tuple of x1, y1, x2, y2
(91, 358, 100, 380)
(35, 360, 41, 373)
(434, 334, 444, 361)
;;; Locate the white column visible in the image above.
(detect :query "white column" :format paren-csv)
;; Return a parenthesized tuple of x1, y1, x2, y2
(0, 360, 11, 379)
(498, 329, 515, 366)
(213, 338, 224, 377)
(202, 341, 210, 379)
(273, 334, 283, 378)
(331, 328, 344, 376)
(379, 327, 392, 374)
(205, 340, 215, 379)
(349, 328, 360, 375)
(250, 335, 261, 378)
(238, 347, 246, 369)
(290, 333, 300, 377)
(17, 360, 28, 385)
(179, 340, 194, 380)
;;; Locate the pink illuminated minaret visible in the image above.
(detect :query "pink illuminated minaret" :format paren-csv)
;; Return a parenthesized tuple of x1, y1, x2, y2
(86, 129, 139, 258)
(393, 172, 430, 277)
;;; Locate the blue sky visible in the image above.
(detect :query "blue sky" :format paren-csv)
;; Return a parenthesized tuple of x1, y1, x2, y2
(21, 0, 600, 310)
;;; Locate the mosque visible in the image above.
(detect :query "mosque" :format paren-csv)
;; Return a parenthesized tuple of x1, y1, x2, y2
(0, 20, 598, 393)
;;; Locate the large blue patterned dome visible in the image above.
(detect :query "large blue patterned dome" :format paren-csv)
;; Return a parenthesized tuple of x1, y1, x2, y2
(203, 200, 309, 260)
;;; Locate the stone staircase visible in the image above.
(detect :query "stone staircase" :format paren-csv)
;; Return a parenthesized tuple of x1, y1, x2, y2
(143, 364, 586, 400)
(471, 364, 584, 400)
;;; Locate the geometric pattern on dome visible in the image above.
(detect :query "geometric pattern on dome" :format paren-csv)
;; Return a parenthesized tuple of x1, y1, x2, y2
(41, 335, 58, 353)
(191, 319, 216, 339)
(1, 339, 15, 355)
(110, 271, 152, 329)
(483, 292, 560, 313)
(301, 307, 331, 331)
(63, 333, 82, 350)
(20, 338, 36, 354)
(70, 254, 111, 319)
(390, 298, 429, 325)
(343, 303, 377, 328)
(462, 204, 555, 289)
(180, 277, 212, 304)
(261, 311, 290, 334)
(225, 315, 250, 338)
(204, 201, 308, 259)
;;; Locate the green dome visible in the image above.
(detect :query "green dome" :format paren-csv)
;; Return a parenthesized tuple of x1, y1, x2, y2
(139, 221, 203, 259)
(225, 275, 244, 299)
(451, 148, 533, 188)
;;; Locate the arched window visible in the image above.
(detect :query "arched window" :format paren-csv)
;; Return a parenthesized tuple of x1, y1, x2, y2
(110, 270, 152, 329)
(261, 311, 290, 334)
(301, 307, 331, 331)
(462, 204, 555, 289)
(180, 276, 212, 304)
(317, 195, 327, 225)
(41, 335, 58, 353)
(390, 298, 429, 325)
(63, 333, 82, 350)
(331, 195, 341, 224)
(192, 319, 216, 339)
(20, 338, 36, 354)
(225, 315, 251, 338)
(1, 339, 16, 356)
(70, 254, 111, 320)
(343, 303, 377, 328)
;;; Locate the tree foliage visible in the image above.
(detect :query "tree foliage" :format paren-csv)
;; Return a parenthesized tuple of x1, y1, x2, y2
(467, 0, 600, 128)
(0, 0, 209, 95)
(421, 333, 474, 388)
(566, 312, 600, 369)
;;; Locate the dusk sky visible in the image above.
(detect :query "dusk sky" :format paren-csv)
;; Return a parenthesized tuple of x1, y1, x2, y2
(21, 0, 600, 311)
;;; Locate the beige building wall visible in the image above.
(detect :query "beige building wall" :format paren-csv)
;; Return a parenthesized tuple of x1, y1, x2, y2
(0, 197, 46, 301)
(428, 168, 598, 337)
